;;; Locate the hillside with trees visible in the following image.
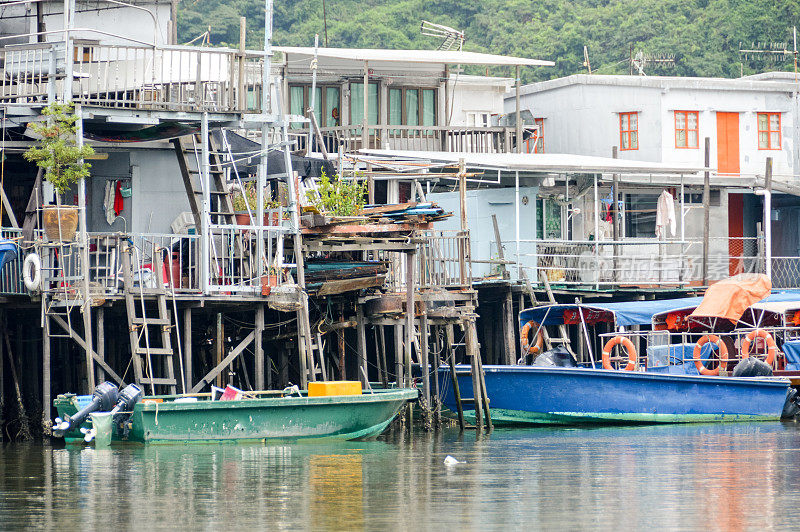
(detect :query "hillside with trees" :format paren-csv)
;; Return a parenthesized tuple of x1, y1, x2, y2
(177, 0, 800, 82)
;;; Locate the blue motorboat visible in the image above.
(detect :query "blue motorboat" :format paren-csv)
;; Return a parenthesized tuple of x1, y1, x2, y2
(438, 365, 791, 425)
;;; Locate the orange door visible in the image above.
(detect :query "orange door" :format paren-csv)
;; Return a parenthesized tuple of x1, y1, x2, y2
(727, 193, 744, 276)
(716, 112, 740, 176)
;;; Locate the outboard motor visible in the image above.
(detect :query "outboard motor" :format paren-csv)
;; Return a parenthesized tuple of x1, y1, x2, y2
(82, 383, 143, 443)
(529, 346, 578, 368)
(53, 382, 119, 436)
(732, 357, 774, 378)
(782, 388, 800, 419)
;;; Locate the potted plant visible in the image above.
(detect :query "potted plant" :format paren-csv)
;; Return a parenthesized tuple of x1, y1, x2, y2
(261, 265, 281, 296)
(24, 102, 95, 241)
(233, 182, 282, 225)
(305, 171, 366, 216)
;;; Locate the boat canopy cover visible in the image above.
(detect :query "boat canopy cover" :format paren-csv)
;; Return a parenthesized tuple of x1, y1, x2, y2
(518, 297, 705, 329)
(689, 274, 772, 322)
(0, 238, 17, 271)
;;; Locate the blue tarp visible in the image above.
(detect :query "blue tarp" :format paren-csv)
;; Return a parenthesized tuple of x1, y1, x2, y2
(0, 238, 17, 271)
(518, 297, 705, 329)
(519, 290, 800, 330)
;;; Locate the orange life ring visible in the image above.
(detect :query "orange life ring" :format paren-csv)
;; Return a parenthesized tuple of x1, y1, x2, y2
(520, 320, 545, 355)
(602, 336, 637, 371)
(694, 334, 729, 375)
(740, 328, 777, 366)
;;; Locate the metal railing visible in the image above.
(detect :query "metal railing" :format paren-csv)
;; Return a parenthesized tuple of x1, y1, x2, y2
(1, 41, 264, 112)
(0, 228, 26, 295)
(383, 230, 471, 291)
(496, 236, 773, 288)
(295, 124, 519, 154)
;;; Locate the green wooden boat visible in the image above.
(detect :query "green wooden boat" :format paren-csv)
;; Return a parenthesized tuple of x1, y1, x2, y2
(53, 388, 417, 444)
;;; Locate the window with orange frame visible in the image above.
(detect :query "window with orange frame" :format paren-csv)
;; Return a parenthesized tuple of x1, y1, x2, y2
(532, 118, 544, 153)
(674, 111, 698, 149)
(758, 112, 781, 150)
(619, 112, 638, 150)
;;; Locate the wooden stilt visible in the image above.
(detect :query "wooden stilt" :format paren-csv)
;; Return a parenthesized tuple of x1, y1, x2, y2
(183, 308, 192, 391)
(215, 313, 223, 388)
(404, 252, 415, 387)
(337, 305, 346, 380)
(4, 320, 32, 440)
(502, 290, 516, 365)
(356, 304, 368, 387)
(255, 304, 265, 390)
(96, 308, 106, 383)
(420, 302, 431, 428)
(394, 322, 403, 386)
(378, 324, 388, 387)
(445, 323, 464, 430)
(42, 315, 51, 434)
(81, 305, 95, 393)
(0, 313, 4, 440)
(373, 325, 384, 386)
(465, 319, 483, 430)
(280, 344, 289, 388)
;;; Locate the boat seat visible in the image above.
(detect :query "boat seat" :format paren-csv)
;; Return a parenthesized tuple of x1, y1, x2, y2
(646, 343, 712, 375)
(782, 340, 800, 371)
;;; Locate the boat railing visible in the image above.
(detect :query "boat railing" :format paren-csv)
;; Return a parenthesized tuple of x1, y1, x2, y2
(592, 326, 798, 373)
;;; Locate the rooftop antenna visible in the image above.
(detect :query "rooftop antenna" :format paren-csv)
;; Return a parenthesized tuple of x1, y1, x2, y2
(738, 27, 797, 76)
(630, 50, 675, 76)
(420, 20, 464, 51)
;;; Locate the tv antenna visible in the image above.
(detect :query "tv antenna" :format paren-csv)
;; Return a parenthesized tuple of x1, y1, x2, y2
(420, 20, 465, 51)
(629, 49, 676, 76)
(739, 26, 797, 79)
(583, 45, 592, 74)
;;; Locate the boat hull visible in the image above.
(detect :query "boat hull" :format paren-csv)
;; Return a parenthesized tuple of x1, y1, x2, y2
(54, 388, 417, 444)
(128, 389, 417, 444)
(438, 365, 790, 425)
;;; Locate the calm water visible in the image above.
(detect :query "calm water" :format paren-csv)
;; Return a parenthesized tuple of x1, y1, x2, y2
(2, 422, 800, 530)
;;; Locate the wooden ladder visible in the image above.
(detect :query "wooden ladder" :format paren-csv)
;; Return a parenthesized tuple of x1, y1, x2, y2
(121, 243, 177, 395)
(171, 133, 238, 228)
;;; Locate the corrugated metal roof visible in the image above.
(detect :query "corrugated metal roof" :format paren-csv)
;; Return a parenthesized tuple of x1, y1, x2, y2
(360, 150, 708, 175)
(274, 47, 554, 67)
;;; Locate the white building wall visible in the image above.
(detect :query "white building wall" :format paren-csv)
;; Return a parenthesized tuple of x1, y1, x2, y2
(449, 76, 512, 126)
(41, 2, 171, 45)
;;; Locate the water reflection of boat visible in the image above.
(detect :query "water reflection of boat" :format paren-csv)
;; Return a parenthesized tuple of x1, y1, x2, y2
(54, 386, 417, 444)
(440, 275, 795, 425)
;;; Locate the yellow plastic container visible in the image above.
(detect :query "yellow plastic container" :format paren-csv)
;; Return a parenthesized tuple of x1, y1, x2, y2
(308, 381, 363, 397)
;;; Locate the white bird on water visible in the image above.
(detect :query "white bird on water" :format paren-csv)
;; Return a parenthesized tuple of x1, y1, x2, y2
(444, 455, 462, 466)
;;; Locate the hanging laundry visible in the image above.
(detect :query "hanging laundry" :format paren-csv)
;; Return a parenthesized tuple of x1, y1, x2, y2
(114, 180, 124, 216)
(655, 189, 676, 238)
(103, 180, 115, 225)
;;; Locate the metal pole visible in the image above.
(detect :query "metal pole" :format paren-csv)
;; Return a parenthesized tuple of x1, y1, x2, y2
(702, 137, 710, 285)
(593, 173, 600, 291)
(765, 157, 773, 280)
(308, 33, 319, 155)
(62, 0, 74, 102)
(76, 105, 94, 391)
(515, 170, 520, 278)
(200, 112, 210, 292)
(515, 65, 522, 153)
(362, 61, 369, 149)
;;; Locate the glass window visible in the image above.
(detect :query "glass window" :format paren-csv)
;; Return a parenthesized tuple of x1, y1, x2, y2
(619, 112, 639, 151)
(624, 193, 659, 238)
(675, 111, 699, 148)
(289, 86, 305, 129)
(757, 112, 781, 150)
(389, 88, 402, 125)
(421, 89, 435, 126)
(536, 198, 562, 239)
(405, 89, 419, 126)
(349, 82, 378, 127)
(325, 87, 340, 126)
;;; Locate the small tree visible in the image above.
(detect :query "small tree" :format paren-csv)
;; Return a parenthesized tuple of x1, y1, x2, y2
(305, 172, 366, 216)
(23, 102, 94, 197)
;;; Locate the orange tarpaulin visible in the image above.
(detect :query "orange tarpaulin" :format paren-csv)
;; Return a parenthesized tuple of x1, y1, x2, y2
(690, 274, 772, 323)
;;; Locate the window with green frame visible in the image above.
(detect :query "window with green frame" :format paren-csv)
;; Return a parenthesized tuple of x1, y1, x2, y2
(288, 85, 341, 129)
(388, 88, 437, 127)
(349, 82, 378, 129)
(536, 198, 562, 239)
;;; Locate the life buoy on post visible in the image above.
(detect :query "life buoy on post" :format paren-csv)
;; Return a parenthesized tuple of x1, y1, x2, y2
(23, 253, 42, 292)
(741, 329, 777, 367)
(520, 320, 545, 355)
(602, 336, 637, 371)
(694, 334, 728, 375)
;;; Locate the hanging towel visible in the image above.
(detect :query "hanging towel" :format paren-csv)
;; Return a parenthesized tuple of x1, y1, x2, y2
(655, 190, 676, 238)
(114, 180, 124, 216)
(104, 180, 116, 225)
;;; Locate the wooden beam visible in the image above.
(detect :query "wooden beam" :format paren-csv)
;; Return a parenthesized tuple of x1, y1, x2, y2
(42, 316, 50, 432)
(255, 304, 264, 390)
(171, 137, 203, 231)
(96, 307, 106, 383)
(183, 308, 192, 392)
(190, 330, 256, 393)
(51, 315, 124, 386)
(356, 304, 368, 387)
